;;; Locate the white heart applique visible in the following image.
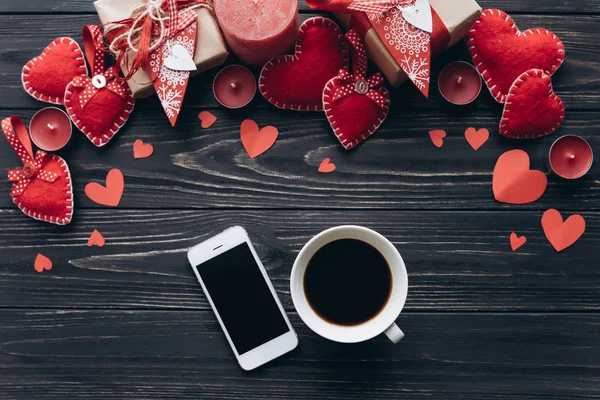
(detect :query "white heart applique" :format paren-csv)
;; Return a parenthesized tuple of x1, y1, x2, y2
(402, 0, 433, 33)
(163, 44, 197, 72)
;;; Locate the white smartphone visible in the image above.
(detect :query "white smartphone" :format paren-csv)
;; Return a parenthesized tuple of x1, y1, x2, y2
(187, 226, 298, 371)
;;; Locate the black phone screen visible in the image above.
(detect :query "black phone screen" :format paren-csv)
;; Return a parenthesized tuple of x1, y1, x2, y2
(195, 242, 290, 355)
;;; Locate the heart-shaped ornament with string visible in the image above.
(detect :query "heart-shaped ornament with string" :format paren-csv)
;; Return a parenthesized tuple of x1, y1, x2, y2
(1, 117, 74, 225)
(163, 44, 197, 71)
(64, 25, 135, 147)
(323, 30, 391, 150)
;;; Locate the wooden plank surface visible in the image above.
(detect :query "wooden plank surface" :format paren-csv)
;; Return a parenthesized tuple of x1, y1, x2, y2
(1, 310, 599, 400)
(0, 14, 599, 110)
(0, 209, 598, 311)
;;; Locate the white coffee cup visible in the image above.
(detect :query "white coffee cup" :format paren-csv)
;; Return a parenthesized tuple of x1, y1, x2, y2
(290, 226, 408, 343)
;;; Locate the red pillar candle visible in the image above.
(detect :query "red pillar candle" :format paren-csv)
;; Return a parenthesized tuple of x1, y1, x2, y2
(213, 65, 257, 108)
(215, 0, 299, 67)
(438, 61, 482, 105)
(29, 107, 72, 151)
(548, 135, 594, 179)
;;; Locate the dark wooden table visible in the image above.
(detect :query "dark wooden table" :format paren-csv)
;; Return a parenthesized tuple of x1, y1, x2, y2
(1, 1, 599, 399)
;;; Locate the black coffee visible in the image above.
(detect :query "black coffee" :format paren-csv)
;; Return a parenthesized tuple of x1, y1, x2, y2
(303, 239, 392, 326)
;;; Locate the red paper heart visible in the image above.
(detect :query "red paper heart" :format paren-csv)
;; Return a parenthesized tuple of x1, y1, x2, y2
(22, 37, 87, 105)
(64, 77, 135, 147)
(198, 111, 217, 128)
(510, 232, 527, 251)
(2, 117, 74, 225)
(88, 229, 106, 247)
(259, 17, 349, 111)
(323, 78, 390, 150)
(133, 139, 154, 159)
(468, 9, 565, 103)
(465, 127, 489, 150)
(85, 169, 125, 207)
(542, 209, 586, 252)
(318, 158, 336, 173)
(500, 69, 565, 139)
(492, 149, 548, 205)
(429, 130, 446, 148)
(240, 120, 278, 158)
(34, 253, 53, 273)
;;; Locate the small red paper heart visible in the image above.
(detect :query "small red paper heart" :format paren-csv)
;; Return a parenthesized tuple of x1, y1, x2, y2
(493, 150, 547, 205)
(468, 9, 565, 103)
(318, 158, 336, 173)
(323, 78, 390, 150)
(133, 139, 154, 159)
(88, 229, 106, 247)
(510, 232, 527, 251)
(198, 111, 217, 128)
(542, 209, 586, 252)
(85, 168, 124, 207)
(240, 120, 278, 158)
(259, 17, 349, 111)
(500, 69, 565, 139)
(34, 253, 53, 273)
(465, 127, 489, 150)
(64, 77, 135, 147)
(22, 37, 87, 104)
(429, 130, 446, 148)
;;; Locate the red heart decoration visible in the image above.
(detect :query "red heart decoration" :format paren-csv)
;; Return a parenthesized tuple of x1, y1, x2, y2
(64, 77, 135, 147)
(34, 253, 53, 273)
(85, 168, 125, 207)
(2, 117, 74, 225)
(429, 130, 447, 148)
(500, 69, 565, 139)
(198, 111, 217, 128)
(542, 209, 586, 252)
(492, 149, 548, 205)
(88, 229, 106, 247)
(510, 232, 527, 251)
(240, 120, 279, 158)
(133, 139, 154, 159)
(468, 9, 565, 103)
(22, 37, 87, 105)
(464, 127, 489, 150)
(259, 17, 349, 111)
(318, 158, 336, 173)
(323, 78, 390, 150)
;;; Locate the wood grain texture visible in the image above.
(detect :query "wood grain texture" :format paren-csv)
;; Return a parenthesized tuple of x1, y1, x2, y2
(1, 109, 598, 211)
(0, 209, 597, 311)
(0, 14, 599, 110)
(1, 310, 599, 400)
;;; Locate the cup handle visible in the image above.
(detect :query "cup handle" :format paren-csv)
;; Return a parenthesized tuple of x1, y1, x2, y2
(384, 323, 404, 343)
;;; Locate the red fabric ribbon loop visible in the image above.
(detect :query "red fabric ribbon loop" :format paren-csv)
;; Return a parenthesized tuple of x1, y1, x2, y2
(72, 67, 128, 109)
(2, 117, 60, 198)
(331, 30, 387, 109)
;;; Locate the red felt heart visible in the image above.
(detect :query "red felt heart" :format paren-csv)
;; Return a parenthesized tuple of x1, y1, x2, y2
(22, 38, 87, 105)
(2, 117, 74, 225)
(323, 77, 390, 150)
(468, 9, 565, 103)
(259, 17, 349, 111)
(500, 69, 565, 139)
(64, 77, 135, 147)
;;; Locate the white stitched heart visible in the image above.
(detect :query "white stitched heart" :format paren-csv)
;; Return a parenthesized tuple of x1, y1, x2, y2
(163, 44, 196, 72)
(402, 0, 433, 33)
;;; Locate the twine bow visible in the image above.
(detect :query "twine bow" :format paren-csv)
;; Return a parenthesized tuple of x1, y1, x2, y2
(331, 30, 388, 109)
(1, 117, 59, 198)
(104, 0, 209, 78)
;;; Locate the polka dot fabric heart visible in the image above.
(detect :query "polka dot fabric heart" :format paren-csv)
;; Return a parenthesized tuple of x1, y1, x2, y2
(64, 25, 135, 147)
(21, 37, 87, 105)
(468, 9, 565, 103)
(2, 117, 73, 225)
(323, 30, 390, 150)
(259, 17, 349, 111)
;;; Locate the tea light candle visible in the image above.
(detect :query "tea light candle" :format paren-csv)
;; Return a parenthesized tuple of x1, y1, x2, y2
(213, 65, 257, 108)
(548, 135, 594, 179)
(438, 61, 482, 105)
(214, 0, 299, 67)
(29, 107, 72, 151)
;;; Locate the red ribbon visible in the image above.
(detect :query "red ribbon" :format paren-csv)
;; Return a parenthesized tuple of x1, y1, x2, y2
(347, 0, 414, 13)
(1, 117, 59, 198)
(331, 30, 387, 109)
